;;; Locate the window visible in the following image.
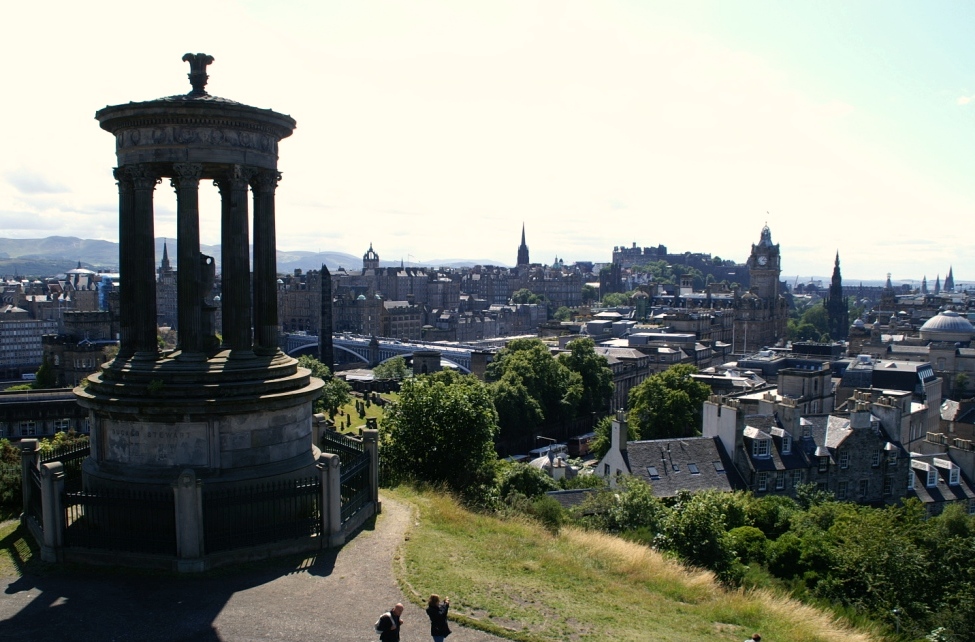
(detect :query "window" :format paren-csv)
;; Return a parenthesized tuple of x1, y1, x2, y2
(969, 499, 975, 516)
(907, 470, 915, 490)
(818, 456, 829, 473)
(950, 468, 960, 486)
(817, 482, 828, 492)
(888, 450, 898, 465)
(782, 434, 792, 455)
(838, 481, 848, 500)
(54, 418, 71, 432)
(603, 464, 610, 477)
(20, 421, 36, 436)
(757, 471, 769, 491)
(859, 479, 869, 498)
(927, 469, 937, 488)
(802, 423, 812, 438)
(884, 476, 893, 496)
(775, 472, 785, 490)
(872, 450, 881, 467)
(688, 463, 700, 475)
(713, 461, 725, 473)
(647, 466, 660, 480)
(792, 470, 803, 487)
(839, 450, 850, 469)
(753, 439, 770, 458)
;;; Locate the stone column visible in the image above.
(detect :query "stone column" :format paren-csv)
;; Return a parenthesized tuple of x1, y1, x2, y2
(171, 163, 204, 359)
(113, 168, 136, 358)
(39, 461, 65, 563)
(128, 164, 161, 359)
(319, 453, 344, 547)
(215, 165, 254, 357)
(251, 170, 281, 355)
(173, 469, 205, 572)
(362, 428, 381, 513)
(19, 439, 38, 515)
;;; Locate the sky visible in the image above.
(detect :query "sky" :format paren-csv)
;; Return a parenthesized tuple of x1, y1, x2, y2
(2, 0, 974, 284)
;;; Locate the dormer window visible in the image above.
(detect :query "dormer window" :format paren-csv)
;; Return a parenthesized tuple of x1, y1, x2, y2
(927, 468, 937, 488)
(782, 434, 792, 455)
(908, 470, 915, 490)
(950, 468, 960, 486)
(753, 439, 770, 458)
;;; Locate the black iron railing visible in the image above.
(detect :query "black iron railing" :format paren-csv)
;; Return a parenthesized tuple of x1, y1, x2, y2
(202, 476, 322, 553)
(63, 487, 177, 555)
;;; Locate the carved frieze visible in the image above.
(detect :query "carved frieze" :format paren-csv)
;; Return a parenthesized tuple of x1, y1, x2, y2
(115, 125, 278, 155)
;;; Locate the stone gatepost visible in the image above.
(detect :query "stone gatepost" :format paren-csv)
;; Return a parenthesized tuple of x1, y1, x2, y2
(362, 429, 381, 513)
(39, 461, 64, 563)
(319, 454, 343, 547)
(174, 469, 205, 573)
(19, 439, 38, 516)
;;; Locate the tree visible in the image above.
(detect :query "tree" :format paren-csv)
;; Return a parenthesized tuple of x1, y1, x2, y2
(380, 374, 499, 495)
(486, 338, 581, 435)
(553, 306, 571, 321)
(627, 364, 710, 439)
(581, 284, 599, 304)
(557, 337, 613, 416)
(601, 292, 629, 307)
(373, 356, 410, 380)
(511, 288, 544, 305)
(660, 490, 744, 585)
(298, 355, 351, 415)
(34, 354, 57, 389)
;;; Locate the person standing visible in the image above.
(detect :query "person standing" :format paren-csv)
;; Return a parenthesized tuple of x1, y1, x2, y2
(378, 603, 405, 642)
(426, 594, 451, 642)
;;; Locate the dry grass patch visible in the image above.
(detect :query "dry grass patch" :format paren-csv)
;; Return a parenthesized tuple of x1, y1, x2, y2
(389, 487, 883, 642)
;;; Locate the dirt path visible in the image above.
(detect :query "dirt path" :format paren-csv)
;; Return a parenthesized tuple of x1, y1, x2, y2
(0, 495, 507, 641)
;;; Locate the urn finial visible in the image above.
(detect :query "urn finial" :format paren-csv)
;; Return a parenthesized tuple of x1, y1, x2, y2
(182, 53, 214, 96)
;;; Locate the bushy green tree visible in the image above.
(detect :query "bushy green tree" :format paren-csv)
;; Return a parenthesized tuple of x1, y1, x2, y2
(298, 355, 351, 415)
(511, 288, 546, 305)
(660, 490, 743, 585)
(627, 364, 710, 439)
(581, 284, 599, 304)
(381, 374, 498, 496)
(578, 476, 669, 535)
(373, 356, 410, 380)
(553, 306, 571, 321)
(487, 339, 581, 438)
(497, 462, 559, 499)
(557, 337, 613, 416)
(600, 292, 630, 307)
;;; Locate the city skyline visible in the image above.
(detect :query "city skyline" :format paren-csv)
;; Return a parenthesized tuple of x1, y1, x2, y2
(2, 1, 974, 282)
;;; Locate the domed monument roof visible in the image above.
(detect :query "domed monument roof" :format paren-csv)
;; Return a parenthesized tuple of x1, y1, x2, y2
(919, 310, 974, 342)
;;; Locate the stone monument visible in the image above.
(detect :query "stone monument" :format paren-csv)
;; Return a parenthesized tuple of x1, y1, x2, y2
(77, 54, 324, 492)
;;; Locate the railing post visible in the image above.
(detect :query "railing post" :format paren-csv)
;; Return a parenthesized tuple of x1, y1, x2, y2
(19, 439, 38, 516)
(173, 469, 205, 572)
(319, 453, 344, 547)
(39, 461, 64, 562)
(362, 428, 381, 513)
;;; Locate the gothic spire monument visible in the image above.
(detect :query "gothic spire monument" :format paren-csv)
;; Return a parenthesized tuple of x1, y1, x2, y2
(517, 223, 530, 267)
(79, 55, 324, 507)
(824, 251, 849, 340)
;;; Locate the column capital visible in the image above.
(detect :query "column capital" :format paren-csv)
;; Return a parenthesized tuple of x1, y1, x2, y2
(214, 164, 257, 192)
(171, 162, 204, 189)
(250, 169, 282, 194)
(128, 164, 161, 191)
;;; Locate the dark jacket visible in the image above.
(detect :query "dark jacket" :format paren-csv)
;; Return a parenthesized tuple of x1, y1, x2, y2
(378, 611, 402, 642)
(426, 602, 450, 637)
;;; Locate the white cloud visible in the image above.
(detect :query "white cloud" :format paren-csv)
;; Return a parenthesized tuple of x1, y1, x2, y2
(958, 95, 974, 105)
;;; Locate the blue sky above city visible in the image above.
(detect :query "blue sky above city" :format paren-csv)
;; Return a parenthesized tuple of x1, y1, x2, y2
(2, 1, 974, 283)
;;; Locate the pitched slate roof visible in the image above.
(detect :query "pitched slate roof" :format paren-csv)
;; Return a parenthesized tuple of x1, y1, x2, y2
(625, 436, 742, 497)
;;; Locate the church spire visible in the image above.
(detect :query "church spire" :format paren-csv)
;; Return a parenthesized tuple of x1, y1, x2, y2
(517, 223, 530, 267)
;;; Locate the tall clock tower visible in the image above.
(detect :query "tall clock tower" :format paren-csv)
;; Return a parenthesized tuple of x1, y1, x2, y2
(747, 225, 781, 299)
(735, 225, 788, 353)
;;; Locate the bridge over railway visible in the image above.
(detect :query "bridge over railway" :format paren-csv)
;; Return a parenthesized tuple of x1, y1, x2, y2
(282, 333, 491, 373)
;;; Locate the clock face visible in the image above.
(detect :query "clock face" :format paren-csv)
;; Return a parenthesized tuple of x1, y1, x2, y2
(757, 255, 768, 266)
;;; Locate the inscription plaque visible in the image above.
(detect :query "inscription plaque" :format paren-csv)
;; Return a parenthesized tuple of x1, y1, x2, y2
(104, 420, 209, 467)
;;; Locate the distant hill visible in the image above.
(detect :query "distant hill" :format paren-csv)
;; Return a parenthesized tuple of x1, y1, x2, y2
(0, 237, 507, 277)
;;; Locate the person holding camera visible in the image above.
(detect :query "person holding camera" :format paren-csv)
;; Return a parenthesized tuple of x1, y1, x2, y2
(426, 594, 451, 641)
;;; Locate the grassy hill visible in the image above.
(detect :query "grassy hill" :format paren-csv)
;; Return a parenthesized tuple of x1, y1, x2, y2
(389, 486, 882, 642)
